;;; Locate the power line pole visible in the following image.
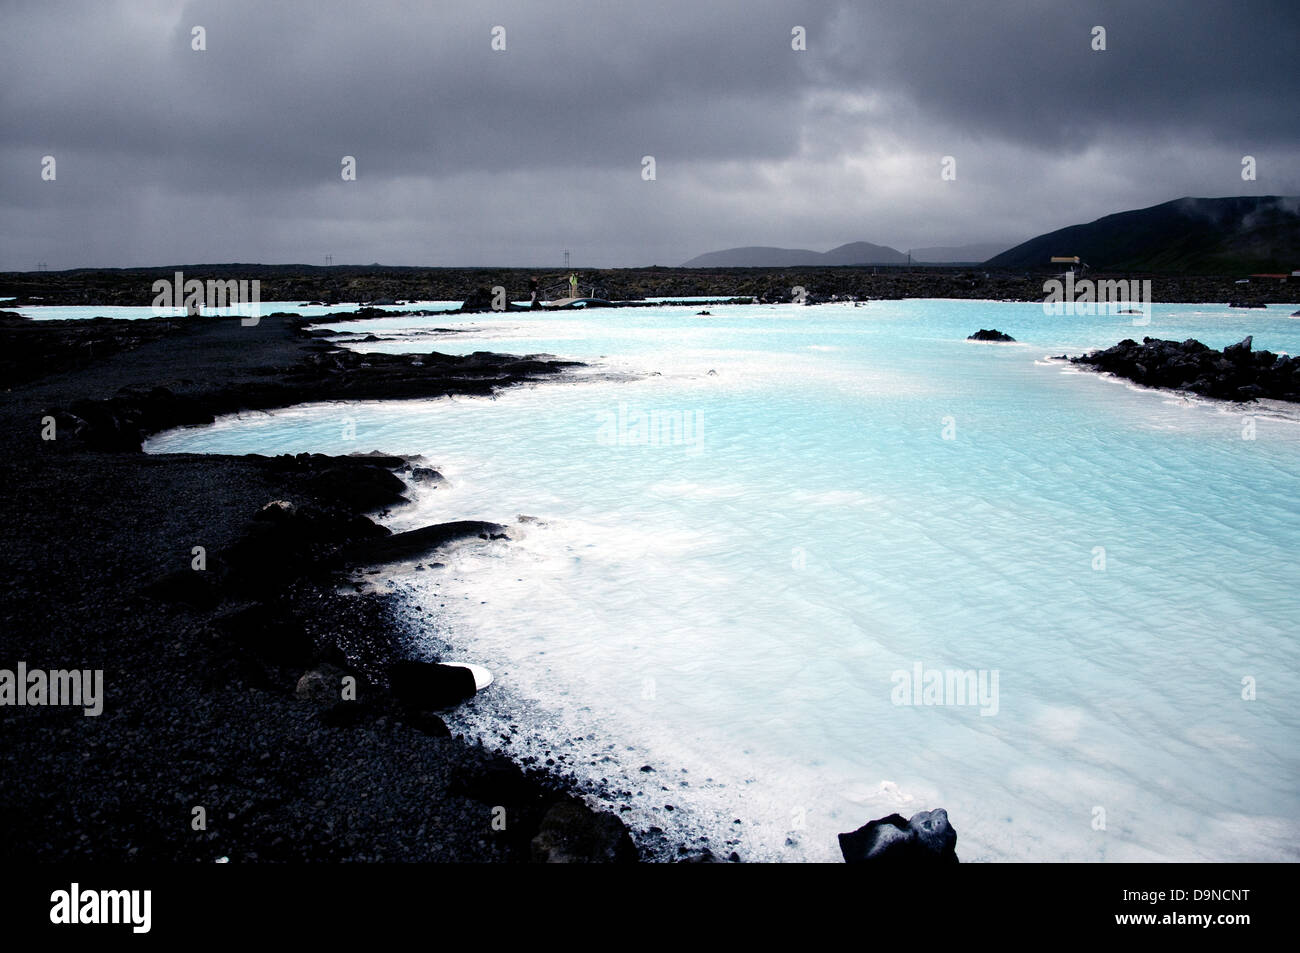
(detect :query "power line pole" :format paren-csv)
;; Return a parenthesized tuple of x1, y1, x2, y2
(564, 249, 570, 270)
(325, 254, 333, 267)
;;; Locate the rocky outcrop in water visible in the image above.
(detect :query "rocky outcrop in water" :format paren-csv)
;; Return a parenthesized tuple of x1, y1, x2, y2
(838, 809, 959, 863)
(968, 328, 1015, 342)
(1070, 335, 1300, 402)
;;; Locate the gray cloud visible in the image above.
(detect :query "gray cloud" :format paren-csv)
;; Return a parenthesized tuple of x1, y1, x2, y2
(1, 0, 1296, 269)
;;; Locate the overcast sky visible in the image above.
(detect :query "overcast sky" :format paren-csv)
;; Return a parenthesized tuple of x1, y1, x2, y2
(2, 0, 1296, 270)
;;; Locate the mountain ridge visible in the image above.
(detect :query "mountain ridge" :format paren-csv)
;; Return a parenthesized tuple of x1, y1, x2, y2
(985, 196, 1300, 274)
(681, 240, 1012, 267)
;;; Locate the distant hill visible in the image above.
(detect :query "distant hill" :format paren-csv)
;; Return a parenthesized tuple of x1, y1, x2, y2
(984, 196, 1300, 274)
(682, 239, 1016, 267)
(682, 241, 907, 267)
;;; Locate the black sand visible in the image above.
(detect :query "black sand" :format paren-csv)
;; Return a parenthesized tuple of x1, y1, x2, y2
(0, 311, 642, 862)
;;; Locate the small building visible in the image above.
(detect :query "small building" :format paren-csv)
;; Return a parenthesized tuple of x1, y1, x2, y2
(1050, 255, 1086, 277)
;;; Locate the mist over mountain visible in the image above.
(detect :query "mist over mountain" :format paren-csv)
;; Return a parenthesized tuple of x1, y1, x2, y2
(681, 239, 1018, 267)
(985, 196, 1300, 273)
(683, 241, 903, 267)
(910, 243, 1013, 263)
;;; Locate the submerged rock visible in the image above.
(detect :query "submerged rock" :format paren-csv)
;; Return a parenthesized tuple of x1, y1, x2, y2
(838, 808, 959, 863)
(967, 328, 1016, 342)
(409, 466, 444, 485)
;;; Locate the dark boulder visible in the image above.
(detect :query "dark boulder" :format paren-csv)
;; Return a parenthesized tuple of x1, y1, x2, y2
(65, 397, 144, 450)
(1223, 335, 1253, 360)
(456, 287, 527, 313)
(409, 466, 445, 485)
(387, 660, 477, 710)
(253, 499, 388, 545)
(450, 753, 537, 805)
(301, 464, 407, 512)
(401, 709, 451, 737)
(343, 520, 504, 566)
(838, 808, 959, 863)
(458, 288, 495, 312)
(530, 798, 639, 863)
(295, 662, 352, 704)
(677, 847, 721, 862)
(222, 523, 323, 593)
(967, 329, 1015, 342)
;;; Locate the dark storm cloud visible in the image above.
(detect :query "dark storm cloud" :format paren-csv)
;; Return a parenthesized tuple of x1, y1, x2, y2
(816, 1, 1300, 148)
(1, 0, 1296, 268)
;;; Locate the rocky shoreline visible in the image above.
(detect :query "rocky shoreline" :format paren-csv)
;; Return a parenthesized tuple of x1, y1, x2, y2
(1067, 335, 1300, 403)
(0, 310, 653, 862)
(2, 302, 969, 865)
(7, 298, 1283, 864)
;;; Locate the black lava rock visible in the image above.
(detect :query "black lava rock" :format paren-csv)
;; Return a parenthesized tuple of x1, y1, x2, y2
(530, 798, 639, 863)
(838, 808, 959, 863)
(387, 660, 477, 710)
(967, 329, 1016, 342)
(1071, 335, 1300, 402)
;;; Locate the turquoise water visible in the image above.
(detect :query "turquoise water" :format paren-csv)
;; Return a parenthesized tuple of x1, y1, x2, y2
(12, 297, 720, 322)
(147, 299, 1300, 862)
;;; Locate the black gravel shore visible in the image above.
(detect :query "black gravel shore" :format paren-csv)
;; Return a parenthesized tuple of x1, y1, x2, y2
(0, 310, 645, 863)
